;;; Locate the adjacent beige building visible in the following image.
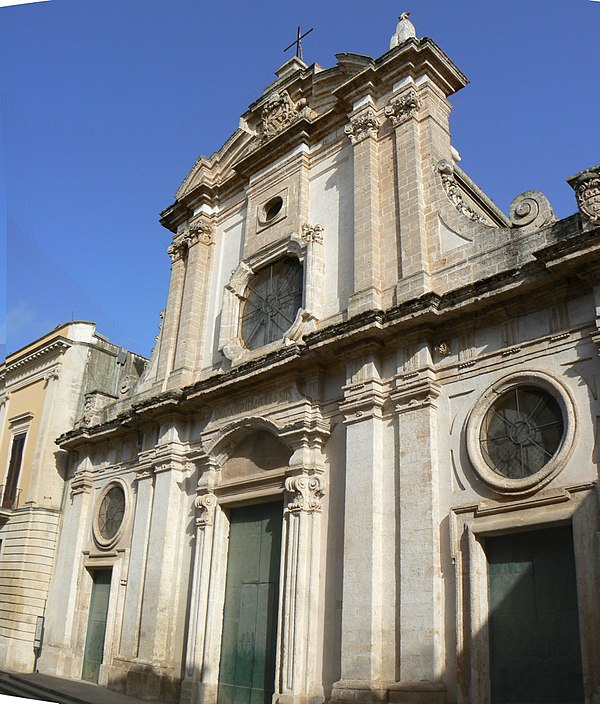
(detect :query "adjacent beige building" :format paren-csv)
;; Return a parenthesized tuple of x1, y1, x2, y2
(0, 322, 145, 672)
(35, 16, 600, 704)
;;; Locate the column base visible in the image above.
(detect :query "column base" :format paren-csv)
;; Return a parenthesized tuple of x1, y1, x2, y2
(331, 680, 446, 704)
(347, 288, 382, 317)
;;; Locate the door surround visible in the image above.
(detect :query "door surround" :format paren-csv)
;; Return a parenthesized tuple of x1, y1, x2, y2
(450, 482, 599, 704)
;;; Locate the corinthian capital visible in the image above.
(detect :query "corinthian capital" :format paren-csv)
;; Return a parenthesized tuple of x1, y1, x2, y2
(345, 109, 380, 144)
(285, 474, 324, 513)
(384, 89, 420, 126)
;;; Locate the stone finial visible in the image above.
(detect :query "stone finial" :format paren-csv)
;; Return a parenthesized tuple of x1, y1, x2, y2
(390, 12, 417, 49)
(567, 165, 600, 225)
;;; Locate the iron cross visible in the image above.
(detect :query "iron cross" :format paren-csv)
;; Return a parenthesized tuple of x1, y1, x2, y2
(284, 25, 314, 62)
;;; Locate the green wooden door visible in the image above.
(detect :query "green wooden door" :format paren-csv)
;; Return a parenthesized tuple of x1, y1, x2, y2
(82, 569, 112, 683)
(485, 526, 584, 704)
(218, 502, 283, 704)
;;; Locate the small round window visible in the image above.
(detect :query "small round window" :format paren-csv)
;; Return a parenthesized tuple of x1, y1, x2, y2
(263, 196, 283, 222)
(240, 258, 303, 350)
(479, 386, 563, 479)
(466, 373, 575, 495)
(94, 483, 126, 546)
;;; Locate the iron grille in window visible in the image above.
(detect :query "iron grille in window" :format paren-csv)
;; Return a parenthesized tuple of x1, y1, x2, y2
(240, 258, 303, 350)
(479, 386, 564, 479)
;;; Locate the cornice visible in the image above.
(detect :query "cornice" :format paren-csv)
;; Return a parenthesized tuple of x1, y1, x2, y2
(6, 339, 70, 373)
(56, 216, 598, 448)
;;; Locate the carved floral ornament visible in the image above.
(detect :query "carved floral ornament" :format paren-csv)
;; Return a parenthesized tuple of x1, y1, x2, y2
(168, 218, 214, 262)
(260, 90, 315, 142)
(569, 167, 600, 224)
(345, 109, 380, 144)
(384, 89, 420, 126)
(301, 223, 324, 244)
(285, 474, 324, 513)
(436, 160, 484, 223)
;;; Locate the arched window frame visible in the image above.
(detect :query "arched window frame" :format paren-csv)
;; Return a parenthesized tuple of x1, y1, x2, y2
(219, 227, 324, 365)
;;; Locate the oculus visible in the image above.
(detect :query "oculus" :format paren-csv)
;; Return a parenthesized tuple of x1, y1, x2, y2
(466, 372, 575, 494)
(240, 258, 303, 350)
(479, 386, 563, 479)
(94, 482, 127, 547)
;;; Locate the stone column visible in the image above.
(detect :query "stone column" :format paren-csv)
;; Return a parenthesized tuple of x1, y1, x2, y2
(137, 456, 188, 667)
(277, 467, 325, 704)
(118, 464, 155, 658)
(172, 217, 215, 378)
(39, 456, 95, 677)
(155, 235, 188, 383)
(181, 459, 228, 704)
(389, 344, 445, 702)
(345, 106, 382, 316)
(332, 347, 389, 704)
(385, 82, 453, 302)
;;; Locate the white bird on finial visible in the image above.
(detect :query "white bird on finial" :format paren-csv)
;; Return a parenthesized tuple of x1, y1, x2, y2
(390, 11, 417, 49)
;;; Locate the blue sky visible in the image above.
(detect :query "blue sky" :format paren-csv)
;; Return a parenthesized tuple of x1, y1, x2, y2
(1, 0, 599, 359)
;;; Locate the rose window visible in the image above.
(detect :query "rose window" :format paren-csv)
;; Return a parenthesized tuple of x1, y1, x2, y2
(479, 386, 564, 479)
(240, 258, 303, 350)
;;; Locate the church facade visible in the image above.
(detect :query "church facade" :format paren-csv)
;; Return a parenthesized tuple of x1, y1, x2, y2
(39, 17, 600, 704)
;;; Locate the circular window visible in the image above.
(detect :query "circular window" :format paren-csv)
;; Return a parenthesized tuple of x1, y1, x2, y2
(240, 258, 303, 350)
(94, 482, 127, 547)
(261, 196, 283, 223)
(467, 373, 575, 494)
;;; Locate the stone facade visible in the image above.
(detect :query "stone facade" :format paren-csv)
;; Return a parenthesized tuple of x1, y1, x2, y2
(37, 18, 600, 704)
(0, 322, 146, 672)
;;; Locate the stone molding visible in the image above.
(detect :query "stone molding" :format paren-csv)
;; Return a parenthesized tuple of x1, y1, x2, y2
(345, 109, 380, 144)
(384, 89, 420, 126)
(71, 469, 94, 496)
(391, 369, 441, 414)
(436, 160, 485, 223)
(568, 165, 600, 224)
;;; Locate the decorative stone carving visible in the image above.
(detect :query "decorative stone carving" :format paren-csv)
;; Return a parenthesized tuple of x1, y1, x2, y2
(385, 89, 420, 126)
(435, 341, 451, 357)
(508, 190, 556, 229)
(301, 223, 324, 244)
(436, 160, 485, 223)
(188, 217, 214, 245)
(169, 218, 214, 261)
(260, 90, 314, 142)
(195, 492, 217, 527)
(568, 165, 600, 224)
(345, 109, 380, 144)
(390, 11, 417, 49)
(80, 391, 114, 427)
(285, 474, 324, 512)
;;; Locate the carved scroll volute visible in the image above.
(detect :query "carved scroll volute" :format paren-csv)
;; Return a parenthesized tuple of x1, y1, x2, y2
(285, 475, 324, 513)
(195, 492, 218, 528)
(509, 190, 556, 229)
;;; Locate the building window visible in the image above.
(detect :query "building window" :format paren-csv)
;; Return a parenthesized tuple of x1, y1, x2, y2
(1, 432, 26, 509)
(479, 386, 563, 479)
(240, 258, 303, 350)
(93, 482, 127, 548)
(466, 372, 575, 495)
